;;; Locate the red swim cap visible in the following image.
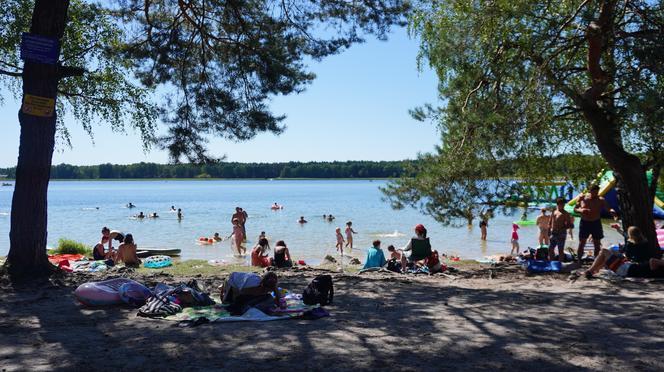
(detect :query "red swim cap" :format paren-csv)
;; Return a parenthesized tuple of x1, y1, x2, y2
(415, 224, 426, 234)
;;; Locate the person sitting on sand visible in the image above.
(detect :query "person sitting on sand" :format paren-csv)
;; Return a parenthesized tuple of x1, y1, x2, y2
(93, 227, 113, 260)
(220, 272, 285, 315)
(363, 240, 387, 270)
(584, 226, 661, 278)
(535, 207, 551, 246)
(274, 240, 293, 268)
(114, 233, 141, 267)
(386, 245, 404, 272)
(298, 216, 308, 224)
(251, 238, 272, 268)
(401, 224, 432, 269)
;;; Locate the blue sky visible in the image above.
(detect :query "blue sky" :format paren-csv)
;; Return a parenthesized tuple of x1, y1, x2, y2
(0, 27, 441, 167)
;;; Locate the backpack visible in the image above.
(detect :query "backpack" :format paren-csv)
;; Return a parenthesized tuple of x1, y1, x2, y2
(302, 275, 334, 306)
(386, 258, 402, 273)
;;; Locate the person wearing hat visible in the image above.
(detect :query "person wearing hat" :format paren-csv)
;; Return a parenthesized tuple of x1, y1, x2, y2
(400, 224, 432, 269)
(574, 184, 617, 261)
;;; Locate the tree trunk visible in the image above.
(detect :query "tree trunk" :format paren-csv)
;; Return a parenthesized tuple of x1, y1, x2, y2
(7, 0, 71, 279)
(584, 108, 660, 254)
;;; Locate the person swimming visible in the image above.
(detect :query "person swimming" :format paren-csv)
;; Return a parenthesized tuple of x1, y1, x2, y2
(213, 232, 222, 242)
(136, 212, 145, 219)
(298, 216, 308, 224)
(170, 205, 176, 212)
(177, 208, 183, 220)
(127, 202, 135, 208)
(150, 212, 159, 218)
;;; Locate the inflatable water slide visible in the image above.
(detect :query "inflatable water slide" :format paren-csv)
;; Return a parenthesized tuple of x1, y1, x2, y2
(565, 170, 664, 219)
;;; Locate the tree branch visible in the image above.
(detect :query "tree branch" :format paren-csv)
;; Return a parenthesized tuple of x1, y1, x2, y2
(0, 68, 22, 77)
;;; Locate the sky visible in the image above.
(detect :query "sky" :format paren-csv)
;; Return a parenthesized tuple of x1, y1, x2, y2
(0, 27, 442, 167)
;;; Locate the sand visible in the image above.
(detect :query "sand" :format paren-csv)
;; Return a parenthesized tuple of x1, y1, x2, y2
(0, 265, 663, 371)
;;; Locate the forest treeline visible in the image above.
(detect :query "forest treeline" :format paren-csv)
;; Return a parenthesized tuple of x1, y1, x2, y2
(0, 161, 417, 179)
(0, 154, 614, 180)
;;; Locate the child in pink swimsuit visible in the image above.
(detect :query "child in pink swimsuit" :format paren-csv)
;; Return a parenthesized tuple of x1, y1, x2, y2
(510, 223, 520, 256)
(335, 227, 345, 255)
(231, 218, 245, 255)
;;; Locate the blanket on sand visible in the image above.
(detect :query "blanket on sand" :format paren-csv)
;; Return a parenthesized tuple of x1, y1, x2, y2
(164, 294, 316, 323)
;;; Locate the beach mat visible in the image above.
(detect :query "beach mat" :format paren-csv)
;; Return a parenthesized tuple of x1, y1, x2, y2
(163, 295, 316, 323)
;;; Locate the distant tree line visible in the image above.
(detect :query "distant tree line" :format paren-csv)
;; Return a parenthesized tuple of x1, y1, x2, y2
(0, 161, 417, 179)
(0, 155, 616, 181)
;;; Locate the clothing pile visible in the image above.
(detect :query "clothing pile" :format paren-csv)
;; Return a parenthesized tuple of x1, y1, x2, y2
(138, 280, 215, 318)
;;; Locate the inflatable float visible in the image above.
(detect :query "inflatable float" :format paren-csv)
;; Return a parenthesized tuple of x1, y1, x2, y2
(514, 220, 536, 226)
(75, 278, 141, 306)
(119, 282, 152, 306)
(566, 169, 664, 219)
(143, 255, 173, 268)
(136, 248, 181, 258)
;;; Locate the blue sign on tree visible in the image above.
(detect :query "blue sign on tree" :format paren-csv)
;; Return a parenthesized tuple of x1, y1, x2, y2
(20, 33, 60, 65)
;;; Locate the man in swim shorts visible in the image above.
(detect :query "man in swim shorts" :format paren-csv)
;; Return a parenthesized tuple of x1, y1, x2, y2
(549, 198, 574, 261)
(574, 184, 617, 261)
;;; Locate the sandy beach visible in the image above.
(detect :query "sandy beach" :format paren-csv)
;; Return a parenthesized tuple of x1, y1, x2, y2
(1, 264, 663, 371)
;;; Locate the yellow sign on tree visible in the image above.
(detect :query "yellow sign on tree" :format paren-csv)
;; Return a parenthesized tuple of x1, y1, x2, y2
(22, 94, 55, 117)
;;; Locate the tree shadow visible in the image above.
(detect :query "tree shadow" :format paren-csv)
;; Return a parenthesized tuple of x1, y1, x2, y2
(0, 274, 662, 371)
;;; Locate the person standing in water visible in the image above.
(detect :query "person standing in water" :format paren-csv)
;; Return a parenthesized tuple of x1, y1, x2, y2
(345, 221, 357, 251)
(232, 207, 249, 241)
(177, 208, 183, 220)
(535, 208, 551, 246)
(335, 227, 345, 256)
(230, 218, 246, 255)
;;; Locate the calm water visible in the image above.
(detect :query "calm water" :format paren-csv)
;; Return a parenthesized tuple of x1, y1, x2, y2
(0, 180, 622, 264)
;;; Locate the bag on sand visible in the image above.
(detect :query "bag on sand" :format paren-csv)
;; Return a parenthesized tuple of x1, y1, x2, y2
(303, 275, 334, 306)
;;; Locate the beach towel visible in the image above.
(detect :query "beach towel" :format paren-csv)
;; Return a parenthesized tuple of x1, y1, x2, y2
(163, 293, 316, 323)
(526, 260, 562, 273)
(48, 254, 86, 265)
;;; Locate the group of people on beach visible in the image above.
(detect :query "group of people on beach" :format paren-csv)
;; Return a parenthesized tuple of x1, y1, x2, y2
(92, 227, 141, 267)
(507, 184, 664, 279)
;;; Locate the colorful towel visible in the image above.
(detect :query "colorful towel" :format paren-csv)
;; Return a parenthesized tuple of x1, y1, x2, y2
(164, 294, 315, 323)
(48, 254, 86, 265)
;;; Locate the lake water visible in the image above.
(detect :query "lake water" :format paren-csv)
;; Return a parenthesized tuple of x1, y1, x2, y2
(0, 180, 622, 264)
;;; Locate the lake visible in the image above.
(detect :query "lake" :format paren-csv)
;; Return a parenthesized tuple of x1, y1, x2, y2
(0, 180, 622, 264)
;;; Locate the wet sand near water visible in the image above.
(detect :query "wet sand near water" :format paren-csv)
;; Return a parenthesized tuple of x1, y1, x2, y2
(1, 267, 663, 371)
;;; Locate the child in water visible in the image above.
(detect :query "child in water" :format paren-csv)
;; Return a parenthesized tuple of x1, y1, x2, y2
(335, 227, 345, 255)
(231, 218, 245, 255)
(345, 221, 357, 251)
(510, 223, 520, 256)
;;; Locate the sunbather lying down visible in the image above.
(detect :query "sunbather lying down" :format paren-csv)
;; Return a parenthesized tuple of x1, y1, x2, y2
(219, 272, 285, 315)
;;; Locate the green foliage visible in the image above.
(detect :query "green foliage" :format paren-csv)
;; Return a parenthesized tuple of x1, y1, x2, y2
(0, 0, 409, 160)
(0, 0, 158, 149)
(1, 160, 418, 179)
(52, 238, 92, 256)
(384, 0, 664, 225)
